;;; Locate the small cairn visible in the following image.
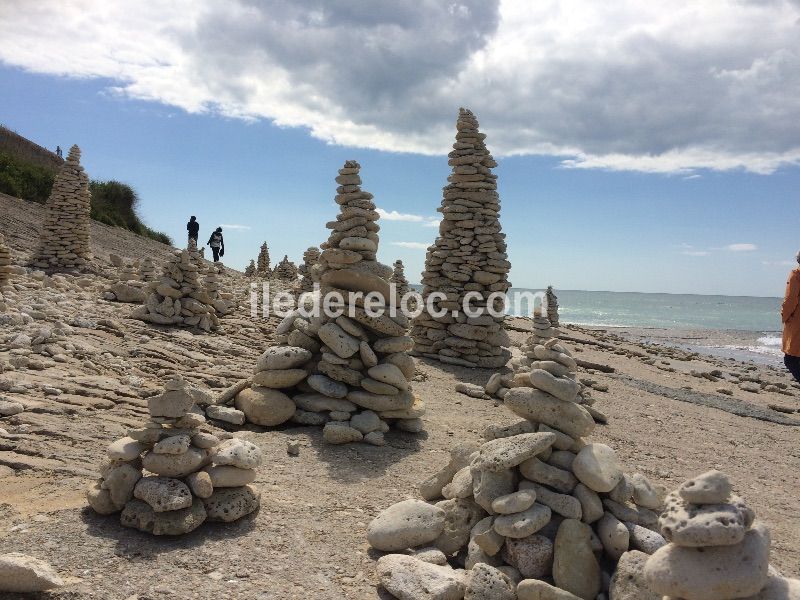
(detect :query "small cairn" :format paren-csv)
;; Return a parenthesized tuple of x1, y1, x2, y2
(139, 257, 156, 281)
(298, 246, 321, 294)
(367, 337, 660, 599)
(87, 377, 262, 535)
(204, 263, 232, 316)
(32, 145, 92, 270)
(0, 234, 12, 285)
(105, 259, 147, 303)
(273, 255, 298, 281)
(411, 109, 511, 368)
(390, 259, 410, 298)
(244, 259, 256, 277)
(256, 242, 272, 278)
(640, 470, 798, 599)
(546, 286, 560, 328)
(207, 161, 424, 445)
(131, 249, 219, 332)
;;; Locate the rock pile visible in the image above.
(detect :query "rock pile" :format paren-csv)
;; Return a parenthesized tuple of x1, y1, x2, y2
(641, 470, 798, 599)
(139, 257, 156, 281)
(256, 242, 272, 278)
(0, 234, 12, 285)
(204, 263, 232, 316)
(390, 259, 410, 298)
(131, 249, 220, 332)
(244, 259, 256, 277)
(546, 286, 560, 328)
(368, 338, 661, 599)
(105, 259, 147, 303)
(298, 246, 321, 294)
(515, 311, 558, 372)
(273, 255, 298, 281)
(86, 377, 262, 535)
(411, 108, 511, 369)
(208, 161, 425, 445)
(32, 145, 92, 270)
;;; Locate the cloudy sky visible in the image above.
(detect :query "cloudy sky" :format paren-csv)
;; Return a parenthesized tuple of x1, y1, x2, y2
(1, 0, 798, 296)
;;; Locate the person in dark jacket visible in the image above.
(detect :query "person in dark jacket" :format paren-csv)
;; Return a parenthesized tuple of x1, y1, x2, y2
(207, 227, 224, 262)
(187, 216, 200, 242)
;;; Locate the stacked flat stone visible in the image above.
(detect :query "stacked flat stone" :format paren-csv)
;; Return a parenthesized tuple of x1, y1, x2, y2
(367, 338, 665, 600)
(131, 249, 219, 332)
(515, 311, 558, 372)
(204, 263, 231, 316)
(390, 259, 410, 298)
(298, 246, 321, 294)
(641, 470, 798, 599)
(210, 161, 425, 445)
(256, 242, 272, 277)
(86, 377, 262, 535)
(546, 286, 560, 328)
(0, 234, 12, 285)
(244, 259, 256, 277)
(139, 257, 156, 281)
(105, 260, 147, 303)
(32, 145, 92, 270)
(411, 108, 511, 369)
(273, 255, 298, 280)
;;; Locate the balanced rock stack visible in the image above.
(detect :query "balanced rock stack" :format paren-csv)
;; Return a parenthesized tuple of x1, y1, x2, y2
(210, 161, 425, 445)
(32, 145, 92, 270)
(131, 249, 219, 332)
(367, 342, 664, 599)
(642, 470, 798, 599)
(411, 108, 511, 369)
(0, 234, 12, 285)
(514, 311, 558, 373)
(256, 242, 272, 278)
(86, 377, 262, 535)
(546, 286, 560, 328)
(204, 263, 231, 316)
(139, 257, 156, 281)
(244, 259, 256, 277)
(298, 246, 321, 294)
(390, 259, 410, 298)
(273, 255, 298, 281)
(105, 260, 147, 303)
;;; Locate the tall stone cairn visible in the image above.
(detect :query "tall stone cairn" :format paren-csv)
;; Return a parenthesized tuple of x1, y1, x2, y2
(367, 336, 668, 600)
(33, 144, 92, 269)
(411, 108, 511, 369)
(0, 234, 12, 285)
(298, 246, 321, 293)
(131, 248, 220, 332)
(546, 286, 560, 327)
(139, 257, 156, 281)
(86, 377, 262, 535)
(642, 470, 798, 599)
(515, 310, 558, 372)
(209, 161, 425, 446)
(273, 255, 298, 280)
(256, 242, 271, 277)
(390, 259, 410, 298)
(244, 259, 256, 277)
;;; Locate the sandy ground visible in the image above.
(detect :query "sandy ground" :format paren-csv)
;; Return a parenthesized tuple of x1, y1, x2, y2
(1, 193, 799, 599)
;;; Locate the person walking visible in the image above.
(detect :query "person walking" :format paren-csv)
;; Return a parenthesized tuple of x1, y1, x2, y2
(781, 251, 800, 382)
(56, 145, 62, 158)
(207, 227, 224, 262)
(187, 216, 200, 243)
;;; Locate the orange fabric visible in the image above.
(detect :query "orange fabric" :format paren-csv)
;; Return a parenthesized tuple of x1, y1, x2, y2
(781, 268, 800, 355)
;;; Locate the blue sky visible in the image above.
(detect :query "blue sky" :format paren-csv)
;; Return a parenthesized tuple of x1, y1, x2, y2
(1, 1, 799, 297)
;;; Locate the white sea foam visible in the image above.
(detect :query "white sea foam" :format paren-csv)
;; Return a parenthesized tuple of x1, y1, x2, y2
(756, 335, 782, 347)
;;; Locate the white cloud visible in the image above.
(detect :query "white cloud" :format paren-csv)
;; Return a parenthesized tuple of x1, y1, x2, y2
(376, 209, 425, 222)
(681, 250, 710, 256)
(762, 259, 795, 267)
(1, 0, 799, 173)
(726, 243, 758, 252)
(220, 223, 252, 230)
(423, 218, 441, 228)
(391, 242, 429, 250)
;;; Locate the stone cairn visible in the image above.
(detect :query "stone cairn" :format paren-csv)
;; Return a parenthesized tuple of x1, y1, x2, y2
(256, 242, 272, 278)
(131, 248, 220, 332)
(390, 259, 410, 298)
(140, 257, 156, 281)
(411, 108, 511, 369)
(367, 336, 664, 600)
(87, 377, 262, 535)
(641, 470, 798, 599)
(244, 259, 256, 277)
(206, 161, 424, 445)
(104, 259, 147, 303)
(32, 145, 92, 270)
(546, 286, 560, 328)
(298, 246, 321, 294)
(273, 255, 298, 281)
(0, 234, 12, 285)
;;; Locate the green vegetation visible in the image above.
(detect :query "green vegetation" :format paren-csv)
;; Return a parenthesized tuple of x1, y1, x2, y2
(0, 151, 172, 245)
(0, 151, 55, 202)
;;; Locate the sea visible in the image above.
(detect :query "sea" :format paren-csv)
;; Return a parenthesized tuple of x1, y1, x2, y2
(504, 288, 784, 366)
